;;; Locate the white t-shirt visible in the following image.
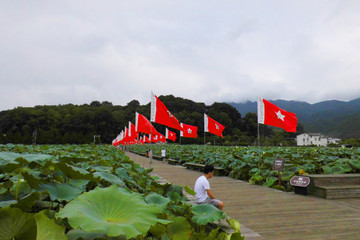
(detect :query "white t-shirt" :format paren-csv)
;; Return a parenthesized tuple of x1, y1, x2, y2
(194, 175, 210, 203)
(161, 149, 166, 157)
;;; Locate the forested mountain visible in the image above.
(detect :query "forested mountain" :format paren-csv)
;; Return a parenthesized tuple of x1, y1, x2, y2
(1, 95, 283, 145)
(229, 98, 360, 138)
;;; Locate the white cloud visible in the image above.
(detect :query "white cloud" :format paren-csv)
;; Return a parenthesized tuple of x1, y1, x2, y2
(1, 0, 360, 110)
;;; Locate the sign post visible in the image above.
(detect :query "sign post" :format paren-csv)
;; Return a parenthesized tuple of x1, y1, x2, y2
(290, 176, 311, 195)
(273, 159, 285, 187)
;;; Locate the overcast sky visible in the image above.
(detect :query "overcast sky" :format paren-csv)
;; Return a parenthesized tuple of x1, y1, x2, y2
(1, 1, 360, 111)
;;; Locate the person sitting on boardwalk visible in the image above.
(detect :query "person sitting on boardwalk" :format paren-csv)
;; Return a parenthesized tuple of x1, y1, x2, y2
(194, 165, 224, 210)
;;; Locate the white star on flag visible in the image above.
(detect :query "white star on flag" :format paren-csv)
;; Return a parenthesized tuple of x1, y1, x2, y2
(276, 110, 285, 121)
(187, 128, 192, 134)
(167, 110, 173, 118)
(215, 124, 219, 130)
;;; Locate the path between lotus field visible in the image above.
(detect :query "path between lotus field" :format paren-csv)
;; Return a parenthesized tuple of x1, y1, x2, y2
(126, 152, 360, 240)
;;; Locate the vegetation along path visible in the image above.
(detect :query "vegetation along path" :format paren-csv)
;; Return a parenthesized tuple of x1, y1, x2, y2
(126, 152, 360, 240)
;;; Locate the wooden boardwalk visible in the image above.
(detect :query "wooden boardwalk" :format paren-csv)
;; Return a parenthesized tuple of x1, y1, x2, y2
(126, 152, 360, 240)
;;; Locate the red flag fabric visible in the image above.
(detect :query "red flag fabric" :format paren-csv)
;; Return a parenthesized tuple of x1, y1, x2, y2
(165, 128, 177, 142)
(135, 112, 159, 135)
(128, 121, 138, 143)
(180, 123, 198, 138)
(144, 135, 151, 143)
(257, 97, 297, 132)
(150, 134, 159, 143)
(204, 114, 225, 138)
(150, 93, 182, 130)
(140, 136, 145, 145)
(158, 133, 166, 143)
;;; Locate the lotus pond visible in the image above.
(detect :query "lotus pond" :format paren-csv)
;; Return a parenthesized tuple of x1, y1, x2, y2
(0, 144, 244, 240)
(128, 144, 360, 191)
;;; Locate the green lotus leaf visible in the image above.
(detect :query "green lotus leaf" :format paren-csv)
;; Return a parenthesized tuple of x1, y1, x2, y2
(227, 218, 241, 232)
(22, 170, 46, 189)
(263, 176, 278, 187)
(0, 207, 36, 240)
(331, 166, 347, 174)
(39, 182, 83, 202)
(165, 216, 191, 240)
(66, 229, 107, 240)
(92, 166, 112, 172)
(249, 172, 263, 184)
(229, 232, 245, 240)
(69, 179, 89, 190)
(145, 192, 170, 211)
(280, 171, 294, 181)
(167, 191, 182, 204)
(56, 185, 169, 238)
(115, 168, 132, 181)
(349, 159, 360, 170)
(184, 185, 196, 196)
(57, 162, 94, 180)
(14, 191, 41, 211)
(34, 211, 67, 240)
(0, 200, 17, 208)
(322, 165, 332, 174)
(93, 172, 126, 187)
(192, 204, 227, 225)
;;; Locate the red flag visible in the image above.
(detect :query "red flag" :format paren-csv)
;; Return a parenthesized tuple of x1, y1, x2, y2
(180, 123, 198, 138)
(257, 97, 297, 132)
(128, 121, 138, 143)
(204, 114, 225, 138)
(150, 134, 159, 143)
(165, 128, 177, 142)
(140, 136, 145, 145)
(135, 112, 159, 135)
(144, 135, 151, 143)
(150, 93, 182, 130)
(158, 133, 166, 143)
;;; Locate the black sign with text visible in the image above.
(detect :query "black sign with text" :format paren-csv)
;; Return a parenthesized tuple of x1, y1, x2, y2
(273, 159, 285, 171)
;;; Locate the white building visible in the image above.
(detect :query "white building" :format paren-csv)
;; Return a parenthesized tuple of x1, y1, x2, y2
(296, 133, 341, 147)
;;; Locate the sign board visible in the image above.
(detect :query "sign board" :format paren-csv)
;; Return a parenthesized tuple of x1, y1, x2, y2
(290, 176, 310, 187)
(273, 159, 285, 171)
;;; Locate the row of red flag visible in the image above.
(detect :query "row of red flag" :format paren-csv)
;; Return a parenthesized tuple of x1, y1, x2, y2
(112, 93, 298, 146)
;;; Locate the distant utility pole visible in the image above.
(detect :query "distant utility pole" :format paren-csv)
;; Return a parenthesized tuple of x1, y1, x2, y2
(32, 131, 37, 145)
(93, 135, 101, 144)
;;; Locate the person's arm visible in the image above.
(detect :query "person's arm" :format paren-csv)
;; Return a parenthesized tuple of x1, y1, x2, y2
(206, 189, 216, 199)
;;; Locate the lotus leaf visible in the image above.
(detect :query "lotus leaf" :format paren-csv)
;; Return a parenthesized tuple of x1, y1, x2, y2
(34, 211, 67, 240)
(56, 185, 170, 238)
(0, 207, 36, 240)
(14, 191, 41, 211)
(39, 182, 83, 202)
(262, 176, 278, 187)
(66, 229, 109, 240)
(192, 204, 226, 225)
(349, 159, 360, 170)
(145, 192, 170, 211)
(227, 218, 241, 232)
(22, 170, 46, 189)
(57, 162, 94, 180)
(148, 222, 167, 239)
(115, 168, 132, 181)
(93, 172, 126, 187)
(184, 185, 196, 196)
(165, 216, 191, 240)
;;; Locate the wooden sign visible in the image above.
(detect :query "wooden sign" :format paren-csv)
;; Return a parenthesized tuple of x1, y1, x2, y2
(290, 176, 310, 187)
(273, 159, 285, 171)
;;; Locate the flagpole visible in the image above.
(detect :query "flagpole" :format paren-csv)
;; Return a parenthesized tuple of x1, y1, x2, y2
(257, 122, 260, 147)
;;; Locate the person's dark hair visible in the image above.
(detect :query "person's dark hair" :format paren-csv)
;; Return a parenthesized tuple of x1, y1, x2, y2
(204, 165, 214, 174)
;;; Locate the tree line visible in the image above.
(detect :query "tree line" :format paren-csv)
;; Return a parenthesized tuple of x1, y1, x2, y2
(0, 95, 302, 146)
